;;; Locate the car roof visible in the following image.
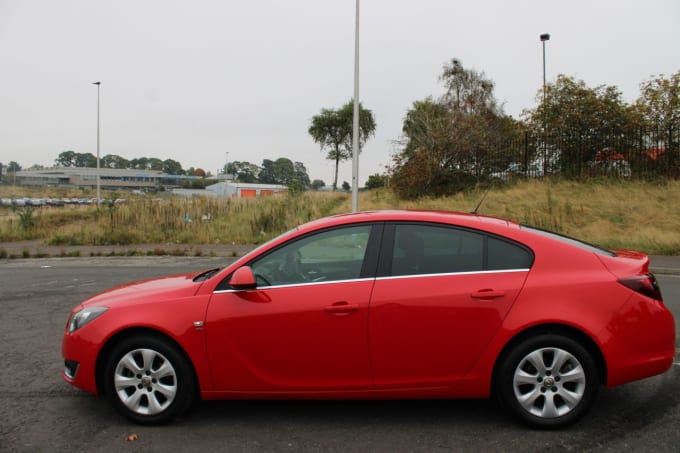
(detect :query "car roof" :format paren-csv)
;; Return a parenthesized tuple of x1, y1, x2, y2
(297, 210, 518, 233)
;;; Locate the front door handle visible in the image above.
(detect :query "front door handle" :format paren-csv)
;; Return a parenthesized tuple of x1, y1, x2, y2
(325, 301, 359, 314)
(471, 289, 506, 300)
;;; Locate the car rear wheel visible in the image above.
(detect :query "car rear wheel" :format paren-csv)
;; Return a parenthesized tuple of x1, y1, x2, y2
(496, 334, 599, 428)
(104, 335, 196, 424)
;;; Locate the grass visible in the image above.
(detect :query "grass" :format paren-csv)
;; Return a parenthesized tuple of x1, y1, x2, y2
(1, 179, 679, 255)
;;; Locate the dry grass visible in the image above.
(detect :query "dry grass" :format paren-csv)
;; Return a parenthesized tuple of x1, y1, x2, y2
(353, 179, 680, 254)
(1, 180, 679, 254)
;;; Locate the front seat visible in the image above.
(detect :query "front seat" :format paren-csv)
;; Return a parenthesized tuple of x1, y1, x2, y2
(392, 230, 424, 276)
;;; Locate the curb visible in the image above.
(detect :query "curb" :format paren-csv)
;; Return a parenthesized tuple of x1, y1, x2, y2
(651, 267, 680, 276)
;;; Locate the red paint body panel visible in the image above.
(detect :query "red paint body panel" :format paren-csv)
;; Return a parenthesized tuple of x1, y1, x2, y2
(62, 273, 214, 395)
(62, 210, 675, 408)
(205, 280, 374, 390)
(369, 271, 528, 386)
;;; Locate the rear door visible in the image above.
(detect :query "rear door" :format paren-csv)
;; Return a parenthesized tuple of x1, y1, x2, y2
(369, 222, 532, 386)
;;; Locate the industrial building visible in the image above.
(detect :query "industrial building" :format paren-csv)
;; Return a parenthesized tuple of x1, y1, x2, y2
(13, 167, 200, 190)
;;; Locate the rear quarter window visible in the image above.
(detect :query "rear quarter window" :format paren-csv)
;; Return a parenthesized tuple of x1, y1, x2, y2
(488, 236, 533, 270)
(521, 225, 615, 257)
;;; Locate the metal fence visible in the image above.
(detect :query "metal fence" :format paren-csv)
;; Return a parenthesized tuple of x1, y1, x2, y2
(482, 127, 679, 180)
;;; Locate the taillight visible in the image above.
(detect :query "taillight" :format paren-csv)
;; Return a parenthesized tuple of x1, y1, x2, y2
(618, 273, 663, 301)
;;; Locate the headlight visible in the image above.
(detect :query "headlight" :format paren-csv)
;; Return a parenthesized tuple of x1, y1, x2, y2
(67, 306, 108, 333)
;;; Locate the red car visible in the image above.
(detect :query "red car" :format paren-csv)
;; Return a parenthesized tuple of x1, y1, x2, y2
(62, 210, 675, 428)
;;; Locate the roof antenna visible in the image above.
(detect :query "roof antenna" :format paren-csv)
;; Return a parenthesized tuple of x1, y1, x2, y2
(470, 189, 490, 214)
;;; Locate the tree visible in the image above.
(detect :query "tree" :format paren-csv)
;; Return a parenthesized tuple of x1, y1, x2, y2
(635, 71, 680, 132)
(365, 173, 388, 190)
(74, 152, 97, 167)
(310, 179, 326, 190)
(526, 75, 633, 137)
(293, 161, 311, 189)
(101, 154, 130, 169)
(226, 161, 260, 183)
(309, 100, 376, 190)
(524, 75, 637, 175)
(162, 159, 183, 175)
(634, 71, 680, 173)
(309, 108, 347, 191)
(148, 158, 163, 171)
(129, 157, 149, 170)
(341, 181, 351, 191)
(440, 58, 498, 115)
(55, 150, 77, 167)
(259, 158, 296, 185)
(390, 59, 518, 198)
(7, 161, 22, 172)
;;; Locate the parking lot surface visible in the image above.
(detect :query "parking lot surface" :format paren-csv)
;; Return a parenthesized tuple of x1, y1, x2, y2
(1, 257, 679, 452)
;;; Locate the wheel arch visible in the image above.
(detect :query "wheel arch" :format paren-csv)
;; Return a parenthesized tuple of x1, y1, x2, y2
(95, 327, 199, 397)
(491, 323, 607, 394)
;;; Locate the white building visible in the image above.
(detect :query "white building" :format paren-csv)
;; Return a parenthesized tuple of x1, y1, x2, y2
(14, 167, 200, 190)
(206, 182, 288, 198)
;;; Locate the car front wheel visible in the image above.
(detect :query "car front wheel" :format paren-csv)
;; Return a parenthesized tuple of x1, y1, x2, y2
(103, 335, 196, 424)
(496, 334, 599, 428)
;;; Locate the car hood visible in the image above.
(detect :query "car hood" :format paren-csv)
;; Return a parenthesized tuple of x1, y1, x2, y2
(80, 270, 209, 308)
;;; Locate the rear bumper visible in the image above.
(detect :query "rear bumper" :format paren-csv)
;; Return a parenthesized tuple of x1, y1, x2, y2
(601, 295, 676, 387)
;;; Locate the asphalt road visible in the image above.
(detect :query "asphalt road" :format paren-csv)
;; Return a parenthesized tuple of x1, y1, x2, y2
(1, 257, 679, 452)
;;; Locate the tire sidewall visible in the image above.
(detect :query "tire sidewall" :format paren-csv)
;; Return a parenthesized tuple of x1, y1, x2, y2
(496, 334, 599, 429)
(103, 335, 195, 425)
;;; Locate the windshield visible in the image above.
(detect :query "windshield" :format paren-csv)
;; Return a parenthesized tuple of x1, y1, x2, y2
(235, 227, 299, 263)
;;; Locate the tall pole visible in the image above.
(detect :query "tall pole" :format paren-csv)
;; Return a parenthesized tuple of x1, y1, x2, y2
(540, 33, 550, 176)
(351, 0, 360, 213)
(540, 33, 550, 106)
(93, 81, 101, 204)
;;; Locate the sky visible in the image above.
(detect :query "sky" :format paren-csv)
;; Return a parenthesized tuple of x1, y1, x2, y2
(1, 0, 679, 186)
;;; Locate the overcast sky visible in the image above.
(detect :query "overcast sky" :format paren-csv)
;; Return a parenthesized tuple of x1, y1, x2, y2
(1, 0, 679, 185)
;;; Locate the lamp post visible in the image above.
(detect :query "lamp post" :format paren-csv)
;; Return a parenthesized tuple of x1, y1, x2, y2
(540, 33, 550, 106)
(539, 34, 550, 176)
(351, 0, 360, 212)
(93, 81, 101, 205)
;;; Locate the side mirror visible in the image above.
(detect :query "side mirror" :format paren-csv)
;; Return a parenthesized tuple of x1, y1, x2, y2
(229, 266, 257, 290)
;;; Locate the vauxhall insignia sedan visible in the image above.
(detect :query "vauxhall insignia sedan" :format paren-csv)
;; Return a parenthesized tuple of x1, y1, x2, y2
(62, 210, 675, 428)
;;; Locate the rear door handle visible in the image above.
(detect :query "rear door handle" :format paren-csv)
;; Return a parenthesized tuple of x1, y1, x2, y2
(325, 302, 359, 314)
(471, 289, 506, 300)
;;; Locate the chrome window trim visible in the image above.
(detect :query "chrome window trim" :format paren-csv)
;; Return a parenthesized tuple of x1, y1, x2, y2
(213, 277, 375, 293)
(376, 268, 530, 282)
(213, 268, 529, 293)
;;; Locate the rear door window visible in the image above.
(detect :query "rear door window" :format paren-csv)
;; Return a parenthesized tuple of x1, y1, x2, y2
(388, 223, 533, 276)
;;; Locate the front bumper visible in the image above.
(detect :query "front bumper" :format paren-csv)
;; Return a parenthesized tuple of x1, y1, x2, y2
(61, 330, 101, 395)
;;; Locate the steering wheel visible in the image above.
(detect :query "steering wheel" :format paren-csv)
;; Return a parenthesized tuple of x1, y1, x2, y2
(277, 250, 308, 282)
(254, 273, 271, 286)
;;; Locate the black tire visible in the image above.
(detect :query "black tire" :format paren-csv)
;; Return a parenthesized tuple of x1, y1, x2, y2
(103, 335, 196, 425)
(495, 334, 599, 429)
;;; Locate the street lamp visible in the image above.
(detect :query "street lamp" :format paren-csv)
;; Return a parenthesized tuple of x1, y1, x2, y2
(351, 0, 360, 212)
(540, 33, 550, 106)
(93, 81, 101, 205)
(540, 34, 550, 176)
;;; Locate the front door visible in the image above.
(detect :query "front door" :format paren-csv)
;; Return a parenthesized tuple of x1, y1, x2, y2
(206, 224, 377, 391)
